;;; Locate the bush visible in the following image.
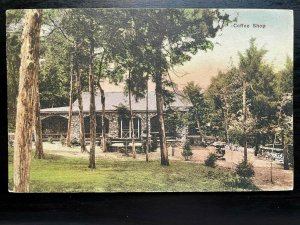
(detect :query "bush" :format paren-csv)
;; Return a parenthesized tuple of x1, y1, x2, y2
(205, 153, 217, 168)
(181, 141, 193, 161)
(150, 137, 158, 152)
(60, 135, 66, 146)
(235, 160, 255, 178)
(48, 137, 54, 144)
(8, 137, 14, 147)
(71, 137, 80, 146)
(223, 174, 258, 190)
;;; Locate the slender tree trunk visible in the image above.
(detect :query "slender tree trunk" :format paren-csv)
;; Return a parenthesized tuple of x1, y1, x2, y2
(282, 131, 289, 170)
(13, 9, 42, 192)
(98, 83, 106, 152)
(89, 36, 96, 169)
(66, 54, 74, 147)
(75, 47, 86, 153)
(224, 97, 229, 143)
(242, 78, 247, 162)
(34, 81, 44, 159)
(96, 53, 107, 152)
(254, 132, 260, 156)
(128, 70, 136, 159)
(146, 78, 149, 162)
(196, 119, 202, 139)
(155, 75, 169, 166)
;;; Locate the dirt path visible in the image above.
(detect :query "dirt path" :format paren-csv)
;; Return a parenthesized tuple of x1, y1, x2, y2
(43, 142, 293, 191)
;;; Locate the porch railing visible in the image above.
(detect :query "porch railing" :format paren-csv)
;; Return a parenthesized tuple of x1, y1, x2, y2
(121, 129, 139, 138)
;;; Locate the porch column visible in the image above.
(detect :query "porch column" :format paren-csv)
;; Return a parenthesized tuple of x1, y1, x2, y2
(108, 113, 119, 138)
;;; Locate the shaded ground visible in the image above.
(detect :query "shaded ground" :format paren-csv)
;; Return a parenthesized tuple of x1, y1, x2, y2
(41, 142, 293, 191)
(9, 149, 257, 192)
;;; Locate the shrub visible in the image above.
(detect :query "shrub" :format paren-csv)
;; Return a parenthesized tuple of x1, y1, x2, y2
(106, 139, 111, 151)
(71, 137, 80, 146)
(205, 153, 217, 168)
(60, 135, 66, 146)
(8, 137, 14, 147)
(150, 137, 158, 152)
(223, 174, 258, 190)
(235, 160, 255, 178)
(48, 137, 54, 144)
(181, 141, 193, 161)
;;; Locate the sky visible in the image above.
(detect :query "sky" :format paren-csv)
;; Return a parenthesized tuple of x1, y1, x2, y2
(100, 9, 293, 92)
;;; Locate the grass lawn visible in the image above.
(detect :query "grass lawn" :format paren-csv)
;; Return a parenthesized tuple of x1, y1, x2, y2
(8, 149, 259, 192)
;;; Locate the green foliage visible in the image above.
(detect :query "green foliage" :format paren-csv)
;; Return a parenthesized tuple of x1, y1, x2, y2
(206, 38, 293, 144)
(205, 153, 217, 168)
(48, 137, 54, 144)
(181, 141, 193, 161)
(71, 137, 80, 146)
(60, 135, 66, 146)
(165, 107, 188, 137)
(235, 160, 255, 178)
(223, 175, 258, 190)
(115, 104, 130, 120)
(183, 81, 210, 135)
(6, 15, 22, 130)
(8, 146, 14, 162)
(150, 137, 158, 152)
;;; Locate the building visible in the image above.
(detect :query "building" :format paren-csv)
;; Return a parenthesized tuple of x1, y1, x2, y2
(40, 91, 192, 141)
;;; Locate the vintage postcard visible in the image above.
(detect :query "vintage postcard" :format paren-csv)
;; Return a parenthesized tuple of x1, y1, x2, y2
(7, 8, 293, 192)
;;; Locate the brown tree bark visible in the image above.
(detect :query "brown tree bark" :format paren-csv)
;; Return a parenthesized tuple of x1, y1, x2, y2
(224, 95, 230, 144)
(89, 36, 96, 169)
(74, 47, 86, 153)
(282, 131, 289, 170)
(96, 54, 107, 152)
(128, 70, 136, 159)
(13, 9, 42, 192)
(34, 82, 44, 159)
(242, 78, 248, 162)
(254, 132, 260, 156)
(155, 75, 169, 166)
(66, 55, 74, 147)
(145, 78, 149, 162)
(98, 82, 106, 152)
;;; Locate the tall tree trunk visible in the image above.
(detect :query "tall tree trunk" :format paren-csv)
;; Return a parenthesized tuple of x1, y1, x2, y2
(66, 54, 74, 147)
(89, 36, 96, 169)
(196, 118, 202, 139)
(13, 9, 42, 192)
(254, 132, 260, 156)
(96, 53, 107, 152)
(75, 46, 86, 153)
(282, 131, 289, 170)
(34, 81, 44, 159)
(98, 82, 106, 152)
(242, 78, 247, 162)
(146, 78, 149, 162)
(155, 75, 169, 166)
(128, 70, 136, 159)
(224, 96, 229, 143)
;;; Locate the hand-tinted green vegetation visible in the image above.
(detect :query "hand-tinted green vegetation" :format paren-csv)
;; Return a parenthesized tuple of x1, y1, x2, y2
(8, 148, 259, 192)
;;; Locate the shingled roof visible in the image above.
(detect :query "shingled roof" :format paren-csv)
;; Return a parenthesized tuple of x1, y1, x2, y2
(41, 91, 191, 113)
